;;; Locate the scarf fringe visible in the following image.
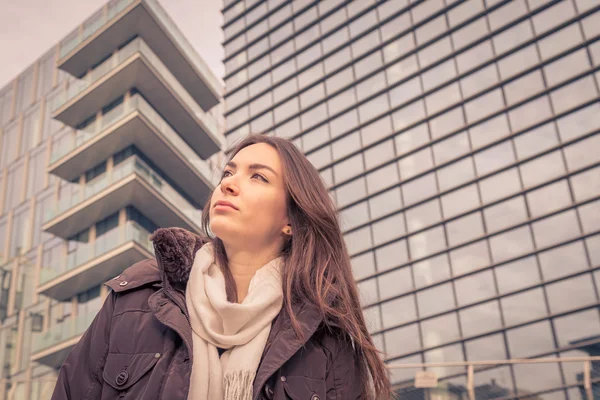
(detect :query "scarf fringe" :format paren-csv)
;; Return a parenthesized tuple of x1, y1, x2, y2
(223, 370, 255, 400)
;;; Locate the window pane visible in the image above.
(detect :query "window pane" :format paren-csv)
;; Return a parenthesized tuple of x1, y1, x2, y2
(484, 196, 528, 233)
(495, 256, 541, 294)
(532, 210, 581, 249)
(502, 288, 548, 326)
(546, 274, 597, 314)
(416, 282, 456, 318)
(539, 241, 589, 281)
(460, 300, 502, 337)
(490, 226, 535, 263)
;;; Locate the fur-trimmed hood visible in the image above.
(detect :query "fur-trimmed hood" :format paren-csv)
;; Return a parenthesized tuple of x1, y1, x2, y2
(149, 227, 207, 286)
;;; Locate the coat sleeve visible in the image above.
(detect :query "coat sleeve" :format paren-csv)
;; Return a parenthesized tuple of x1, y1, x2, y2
(51, 290, 116, 400)
(324, 334, 363, 400)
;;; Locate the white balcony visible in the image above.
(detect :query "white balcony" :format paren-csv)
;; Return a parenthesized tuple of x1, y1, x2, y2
(42, 155, 203, 239)
(52, 37, 224, 159)
(48, 94, 216, 207)
(57, 0, 220, 111)
(38, 221, 154, 302)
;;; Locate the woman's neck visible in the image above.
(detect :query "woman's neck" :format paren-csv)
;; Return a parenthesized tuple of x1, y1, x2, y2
(224, 245, 280, 303)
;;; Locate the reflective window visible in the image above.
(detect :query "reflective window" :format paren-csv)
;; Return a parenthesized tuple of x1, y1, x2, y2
(381, 295, 417, 328)
(538, 23, 583, 60)
(293, 5, 317, 31)
(421, 313, 461, 348)
(395, 122, 430, 156)
(507, 321, 555, 359)
(456, 41, 494, 73)
(488, 0, 528, 31)
(384, 323, 421, 357)
(415, 15, 447, 45)
(372, 213, 406, 246)
(355, 71, 386, 103)
(411, 0, 444, 24)
(448, 0, 484, 26)
(468, 115, 511, 150)
(398, 148, 434, 180)
(451, 18, 489, 49)
(543, 48, 591, 86)
(493, 20, 534, 56)
(532, 210, 581, 249)
(465, 89, 504, 124)
(364, 139, 395, 169)
(437, 158, 476, 192)
(446, 212, 485, 247)
(520, 150, 566, 188)
(340, 201, 369, 231)
(336, 177, 367, 208)
(539, 241, 590, 281)
(465, 333, 507, 361)
(554, 309, 600, 347)
(413, 254, 451, 288)
(392, 100, 427, 132)
(433, 132, 470, 165)
(526, 180, 572, 218)
(322, 26, 350, 54)
(422, 60, 457, 92)
(416, 282, 456, 318)
(489, 227, 535, 263)
(383, 36, 416, 68)
(323, 47, 352, 75)
(514, 123, 559, 160)
(351, 29, 382, 59)
(450, 240, 491, 276)
(327, 87, 356, 116)
(354, 50, 383, 80)
(550, 76, 598, 114)
(556, 103, 600, 142)
(460, 65, 499, 99)
(563, 132, 600, 173)
(401, 172, 437, 206)
(474, 141, 516, 176)
(418, 37, 452, 68)
(389, 77, 422, 109)
(361, 115, 394, 147)
(455, 269, 496, 306)
(368, 187, 403, 220)
(497, 44, 541, 80)
(376, 240, 410, 274)
(296, 43, 322, 70)
(425, 83, 462, 116)
(300, 103, 327, 131)
(571, 167, 600, 204)
(343, 224, 372, 255)
(460, 300, 502, 337)
(425, 344, 466, 378)
(546, 274, 597, 314)
(366, 163, 399, 194)
(407, 222, 447, 260)
(501, 288, 548, 326)
(297, 62, 324, 89)
(379, 266, 413, 303)
(332, 131, 361, 160)
(504, 70, 545, 106)
(484, 196, 528, 233)
(351, 251, 376, 280)
(429, 107, 465, 139)
(329, 109, 359, 139)
(406, 199, 442, 232)
(358, 94, 389, 124)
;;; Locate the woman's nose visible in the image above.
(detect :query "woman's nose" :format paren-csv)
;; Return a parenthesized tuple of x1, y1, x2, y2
(220, 177, 238, 194)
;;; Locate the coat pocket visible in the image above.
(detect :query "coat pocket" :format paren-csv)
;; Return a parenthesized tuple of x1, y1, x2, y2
(282, 376, 326, 400)
(102, 353, 160, 391)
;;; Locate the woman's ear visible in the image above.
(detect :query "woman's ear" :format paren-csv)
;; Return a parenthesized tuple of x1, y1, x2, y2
(282, 223, 292, 236)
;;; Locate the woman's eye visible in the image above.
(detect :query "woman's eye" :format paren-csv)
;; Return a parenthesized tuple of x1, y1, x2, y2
(253, 173, 268, 182)
(221, 170, 232, 179)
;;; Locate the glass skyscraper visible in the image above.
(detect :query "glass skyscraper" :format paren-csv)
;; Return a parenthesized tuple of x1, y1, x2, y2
(221, 0, 600, 398)
(0, 0, 223, 398)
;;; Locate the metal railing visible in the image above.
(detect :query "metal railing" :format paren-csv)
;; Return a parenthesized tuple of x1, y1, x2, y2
(388, 356, 600, 400)
(48, 94, 214, 182)
(44, 154, 203, 226)
(38, 221, 153, 286)
(58, 0, 135, 59)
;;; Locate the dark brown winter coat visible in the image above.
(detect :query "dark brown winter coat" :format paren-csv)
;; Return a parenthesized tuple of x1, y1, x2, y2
(50, 227, 364, 399)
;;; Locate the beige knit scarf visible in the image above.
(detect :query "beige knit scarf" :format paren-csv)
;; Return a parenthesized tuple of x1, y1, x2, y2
(185, 242, 283, 400)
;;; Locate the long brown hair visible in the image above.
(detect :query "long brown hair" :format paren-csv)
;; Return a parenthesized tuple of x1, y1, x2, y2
(200, 134, 392, 399)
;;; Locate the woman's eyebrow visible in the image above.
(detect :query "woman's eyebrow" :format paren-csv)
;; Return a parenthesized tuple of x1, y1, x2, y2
(226, 161, 278, 177)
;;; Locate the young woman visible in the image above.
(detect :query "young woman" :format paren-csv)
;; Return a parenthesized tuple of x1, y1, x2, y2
(51, 134, 393, 400)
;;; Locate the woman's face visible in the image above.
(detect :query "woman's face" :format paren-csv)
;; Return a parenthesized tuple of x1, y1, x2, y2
(209, 143, 289, 248)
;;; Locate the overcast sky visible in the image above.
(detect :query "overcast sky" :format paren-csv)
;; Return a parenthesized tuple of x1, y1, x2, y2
(0, 0, 224, 90)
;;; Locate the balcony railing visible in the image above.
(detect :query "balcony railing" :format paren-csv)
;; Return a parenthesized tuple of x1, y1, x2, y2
(49, 93, 213, 180)
(58, 0, 135, 59)
(31, 306, 100, 354)
(39, 221, 153, 286)
(44, 155, 202, 225)
(53, 37, 141, 112)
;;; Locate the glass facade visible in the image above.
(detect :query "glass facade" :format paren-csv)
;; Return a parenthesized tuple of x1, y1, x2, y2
(222, 0, 600, 397)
